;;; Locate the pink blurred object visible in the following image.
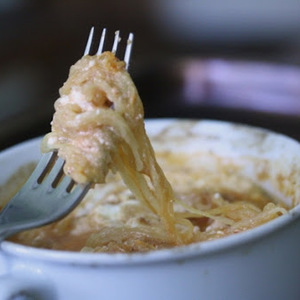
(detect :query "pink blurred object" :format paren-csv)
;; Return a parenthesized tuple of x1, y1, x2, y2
(181, 59, 300, 115)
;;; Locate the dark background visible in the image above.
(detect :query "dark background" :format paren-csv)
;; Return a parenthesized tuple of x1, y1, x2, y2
(1, 0, 300, 150)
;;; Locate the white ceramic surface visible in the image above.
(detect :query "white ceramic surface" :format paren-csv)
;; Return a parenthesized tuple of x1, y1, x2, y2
(0, 119, 300, 300)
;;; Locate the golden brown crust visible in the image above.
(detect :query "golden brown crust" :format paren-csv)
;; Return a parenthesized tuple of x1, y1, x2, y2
(42, 52, 145, 184)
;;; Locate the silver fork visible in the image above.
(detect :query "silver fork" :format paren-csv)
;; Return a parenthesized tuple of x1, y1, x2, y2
(0, 28, 134, 241)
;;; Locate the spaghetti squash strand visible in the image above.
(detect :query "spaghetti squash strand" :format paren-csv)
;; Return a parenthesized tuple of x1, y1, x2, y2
(42, 52, 188, 245)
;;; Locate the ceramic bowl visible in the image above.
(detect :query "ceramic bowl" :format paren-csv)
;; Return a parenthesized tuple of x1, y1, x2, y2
(0, 119, 300, 300)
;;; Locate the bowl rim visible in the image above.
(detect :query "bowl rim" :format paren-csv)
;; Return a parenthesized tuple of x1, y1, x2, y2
(1, 119, 300, 266)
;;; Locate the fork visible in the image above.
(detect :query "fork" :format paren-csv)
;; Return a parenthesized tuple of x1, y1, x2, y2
(0, 28, 134, 241)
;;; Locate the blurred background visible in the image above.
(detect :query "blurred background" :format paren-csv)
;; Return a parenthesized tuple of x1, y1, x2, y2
(0, 0, 300, 150)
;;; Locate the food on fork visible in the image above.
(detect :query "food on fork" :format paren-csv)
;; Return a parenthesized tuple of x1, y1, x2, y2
(42, 51, 182, 243)
(2, 50, 290, 253)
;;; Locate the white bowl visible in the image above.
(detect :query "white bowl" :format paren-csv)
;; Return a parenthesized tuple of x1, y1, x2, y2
(1, 119, 300, 300)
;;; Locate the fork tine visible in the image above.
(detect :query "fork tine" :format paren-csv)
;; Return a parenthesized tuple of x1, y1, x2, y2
(84, 27, 94, 56)
(111, 30, 120, 54)
(55, 175, 74, 193)
(124, 32, 134, 70)
(96, 28, 107, 55)
(25, 151, 56, 188)
(70, 183, 91, 198)
(85, 27, 134, 70)
(42, 157, 65, 187)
